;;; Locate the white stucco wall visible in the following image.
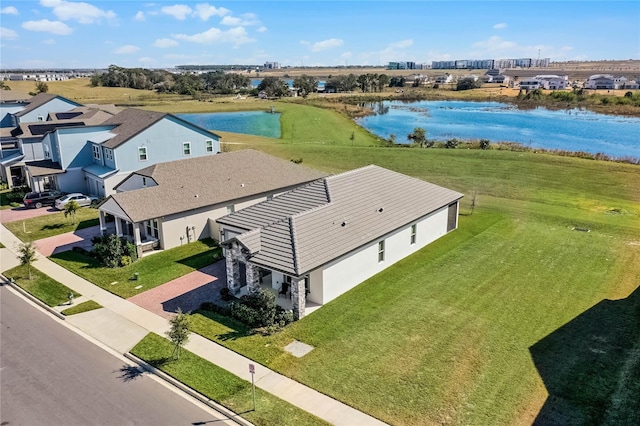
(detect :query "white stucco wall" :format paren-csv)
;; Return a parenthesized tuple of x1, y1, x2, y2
(312, 204, 452, 305)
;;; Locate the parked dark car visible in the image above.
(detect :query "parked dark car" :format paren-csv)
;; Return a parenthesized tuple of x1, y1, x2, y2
(23, 190, 63, 209)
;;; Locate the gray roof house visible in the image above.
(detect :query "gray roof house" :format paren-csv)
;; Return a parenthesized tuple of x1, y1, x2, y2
(217, 165, 464, 319)
(98, 149, 327, 257)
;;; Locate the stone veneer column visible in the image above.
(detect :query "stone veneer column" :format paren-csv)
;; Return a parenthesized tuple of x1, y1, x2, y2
(290, 277, 306, 320)
(225, 243, 242, 294)
(246, 262, 260, 295)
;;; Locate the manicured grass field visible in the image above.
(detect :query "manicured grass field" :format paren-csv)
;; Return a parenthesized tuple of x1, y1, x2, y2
(4, 264, 80, 307)
(4, 207, 100, 242)
(50, 239, 221, 298)
(130, 333, 329, 426)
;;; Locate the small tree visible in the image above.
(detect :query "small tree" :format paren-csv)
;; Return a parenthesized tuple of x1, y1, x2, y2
(166, 308, 191, 360)
(35, 81, 49, 93)
(479, 139, 491, 150)
(64, 200, 80, 224)
(17, 241, 37, 280)
(408, 127, 431, 148)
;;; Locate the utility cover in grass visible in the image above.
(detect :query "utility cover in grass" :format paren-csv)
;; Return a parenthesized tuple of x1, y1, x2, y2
(284, 340, 314, 358)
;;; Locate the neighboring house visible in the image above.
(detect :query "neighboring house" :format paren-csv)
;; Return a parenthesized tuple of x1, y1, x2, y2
(0, 90, 31, 128)
(26, 108, 221, 197)
(536, 75, 569, 90)
(98, 150, 327, 257)
(622, 80, 640, 90)
(434, 74, 453, 84)
(519, 78, 542, 90)
(1, 106, 116, 189)
(584, 74, 616, 90)
(10, 93, 81, 125)
(218, 165, 464, 320)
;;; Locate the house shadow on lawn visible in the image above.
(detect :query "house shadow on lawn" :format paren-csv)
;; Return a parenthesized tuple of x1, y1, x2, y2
(529, 285, 640, 425)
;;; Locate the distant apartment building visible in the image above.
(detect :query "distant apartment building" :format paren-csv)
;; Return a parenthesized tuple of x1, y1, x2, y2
(263, 62, 280, 69)
(433, 57, 550, 70)
(387, 62, 417, 70)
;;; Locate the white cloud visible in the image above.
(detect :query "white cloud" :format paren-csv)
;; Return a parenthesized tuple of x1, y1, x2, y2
(22, 19, 73, 35)
(471, 36, 517, 52)
(173, 26, 254, 46)
(257, 26, 267, 33)
(135, 11, 145, 21)
(220, 13, 259, 27)
(43, 38, 55, 44)
(341, 51, 352, 59)
(139, 57, 156, 63)
(1, 6, 19, 15)
(40, 0, 116, 24)
(194, 3, 229, 21)
(0, 27, 18, 39)
(493, 22, 508, 29)
(161, 4, 192, 20)
(310, 38, 343, 52)
(154, 38, 178, 48)
(113, 44, 140, 54)
(390, 39, 413, 49)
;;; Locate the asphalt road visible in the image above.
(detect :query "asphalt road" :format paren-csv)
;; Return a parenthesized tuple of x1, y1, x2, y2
(0, 286, 235, 426)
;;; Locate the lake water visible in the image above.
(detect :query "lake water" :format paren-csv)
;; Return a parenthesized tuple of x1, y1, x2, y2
(356, 100, 640, 159)
(177, 111, 281, 138)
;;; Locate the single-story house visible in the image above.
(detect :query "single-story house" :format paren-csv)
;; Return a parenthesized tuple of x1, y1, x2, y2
(98, 150, 327, 257)
(217, 165, 463, 319)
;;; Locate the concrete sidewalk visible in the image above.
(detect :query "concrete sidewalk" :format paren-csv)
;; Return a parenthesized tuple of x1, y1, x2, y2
(0, 224, 387, 426)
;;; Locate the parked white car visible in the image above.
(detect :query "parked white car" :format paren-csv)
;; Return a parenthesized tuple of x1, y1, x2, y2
(54, 193, 98, 210)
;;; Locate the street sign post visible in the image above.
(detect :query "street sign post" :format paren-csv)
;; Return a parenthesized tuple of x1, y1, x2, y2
(249, 363, 256, 411)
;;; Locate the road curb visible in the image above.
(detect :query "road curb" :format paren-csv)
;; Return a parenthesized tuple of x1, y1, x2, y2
(1, 274, 66, 320)
(124, 352, 254, 426)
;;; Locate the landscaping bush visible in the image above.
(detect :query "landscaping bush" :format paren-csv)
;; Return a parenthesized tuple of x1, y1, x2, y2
(219, 287, 233, 301)
(229, 301, 261, 327)
(91, 234, 138, 268)
(226, 288, 294, 329)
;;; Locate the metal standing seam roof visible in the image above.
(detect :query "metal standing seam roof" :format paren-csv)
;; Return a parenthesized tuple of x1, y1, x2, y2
(223, 165, 464, 276)
(107, 150, 328, 223)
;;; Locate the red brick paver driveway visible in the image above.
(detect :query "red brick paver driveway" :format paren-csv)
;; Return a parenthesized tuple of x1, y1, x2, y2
(127, 260, 227, 318)
(34, 225, 103, 257)
(0, 206, 58, 223)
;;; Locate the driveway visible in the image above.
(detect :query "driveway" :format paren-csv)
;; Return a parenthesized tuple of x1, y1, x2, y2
(0, 205, 58, 224)
(34, 225, 103, 257)
(127, 260, 227, 318)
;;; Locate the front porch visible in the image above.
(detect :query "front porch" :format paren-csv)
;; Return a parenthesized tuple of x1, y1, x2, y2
(99, 211, 161, 257)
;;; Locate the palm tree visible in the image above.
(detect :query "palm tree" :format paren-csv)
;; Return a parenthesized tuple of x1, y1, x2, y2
(64, 200, 81, 225)
(17, 242, 37, 280)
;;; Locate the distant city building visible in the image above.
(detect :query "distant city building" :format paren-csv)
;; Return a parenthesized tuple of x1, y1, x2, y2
(432, 57, 550, 70)
(263, 62, 280, 69)
(387, 62, 417, 70)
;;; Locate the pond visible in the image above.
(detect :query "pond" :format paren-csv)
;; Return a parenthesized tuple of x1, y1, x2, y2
(356, 100, 640, 159)
(177, 111, 281, 138)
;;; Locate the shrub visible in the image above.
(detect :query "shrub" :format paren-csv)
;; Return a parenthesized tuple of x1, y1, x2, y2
(274, 307, 294, 327)
(479, 139, 491, 150)
(229, 301, 261, 327)
(91, 234, 138, 268)
(200, 301, 231, 316)
(445, 138, 460, 149)
(219, 287, 233, 301)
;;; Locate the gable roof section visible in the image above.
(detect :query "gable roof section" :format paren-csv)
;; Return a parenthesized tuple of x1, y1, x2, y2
(14, 93, 81, 117)
(107, 150, 328, 223)
(225, 165, 464, 276)
(99, 108, 220, 150)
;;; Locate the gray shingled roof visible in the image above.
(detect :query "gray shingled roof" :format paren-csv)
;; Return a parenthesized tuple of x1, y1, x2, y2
(14, 93, 80, 117)
(222, 165, 464, 276)
(100, 108, 219, 149)
(108, 150, 328, 223)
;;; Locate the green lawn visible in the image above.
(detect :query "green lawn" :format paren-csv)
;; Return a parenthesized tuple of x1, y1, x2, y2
(131, 333, 329, 426)
(181, 125, 640, 425)
(61, 299, 103, 316)
(4, 264, 80, 307)
(50, 239, 221, 298)
(4, 207, 100, 242)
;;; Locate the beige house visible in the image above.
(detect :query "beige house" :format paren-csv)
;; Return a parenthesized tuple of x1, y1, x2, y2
(218, 165, 463, 320)
(98, 150, 327, 256)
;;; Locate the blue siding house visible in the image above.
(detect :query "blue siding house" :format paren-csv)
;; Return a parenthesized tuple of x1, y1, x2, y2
(30, 108, 220, 197)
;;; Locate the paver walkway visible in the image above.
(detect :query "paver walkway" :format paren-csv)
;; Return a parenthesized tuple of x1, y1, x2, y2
(127, 261, 227, 318)
(34, 225, 102, 257)
(0, 205, 58, 223)
(0, 223, 387, 426)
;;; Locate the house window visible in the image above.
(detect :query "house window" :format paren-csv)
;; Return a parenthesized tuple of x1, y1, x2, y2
(378, 240, 385, 263)
(447, 202, 458, 232)
(145, 219, 159, 239)
(138, 147, 147, 161)
(37, 115, 44, 121)
(105, 148, 113, 161)
(410, 224, 417, 245)
(44, 146, 50, 159)
(92, 145, 101, 160)
(227, 205, 235, 214)
(205, 140, 214, 153)
(183, 142, 191, 156)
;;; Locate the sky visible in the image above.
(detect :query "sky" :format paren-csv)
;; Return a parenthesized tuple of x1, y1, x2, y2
(0, 1, 638, 69)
